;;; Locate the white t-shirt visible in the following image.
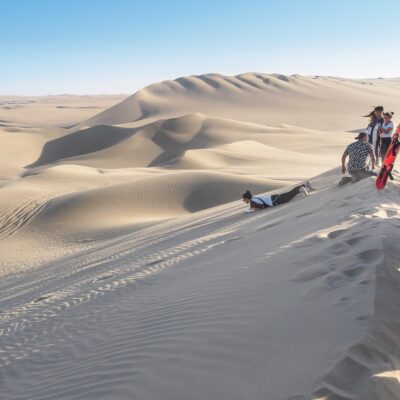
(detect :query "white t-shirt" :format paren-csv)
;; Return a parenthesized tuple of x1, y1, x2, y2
(381, 121, 394, 138)
(251, 195, 274, 207)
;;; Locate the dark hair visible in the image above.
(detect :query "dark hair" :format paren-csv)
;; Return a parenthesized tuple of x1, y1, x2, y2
(242, 190, 252, 200)
(384, 112, 394, 118)
(363, 111, 375, 118)
(363, 106, 384, 118)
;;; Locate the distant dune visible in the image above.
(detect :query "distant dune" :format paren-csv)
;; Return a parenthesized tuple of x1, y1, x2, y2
(77, 73, 400, 131)
(28, 113, 348, 169)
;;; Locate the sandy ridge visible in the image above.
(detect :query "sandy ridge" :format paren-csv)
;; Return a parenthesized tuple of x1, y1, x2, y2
(1, 171, 399, 399)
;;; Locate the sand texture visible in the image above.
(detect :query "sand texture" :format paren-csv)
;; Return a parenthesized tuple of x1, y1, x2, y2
(0, 74, 399, 399)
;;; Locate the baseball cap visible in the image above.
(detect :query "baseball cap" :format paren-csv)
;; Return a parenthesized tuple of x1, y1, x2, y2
(355, 132, 368, 140)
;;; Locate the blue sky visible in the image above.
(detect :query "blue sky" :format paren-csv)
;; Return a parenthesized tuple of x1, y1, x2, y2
(1, 0, 400, 94)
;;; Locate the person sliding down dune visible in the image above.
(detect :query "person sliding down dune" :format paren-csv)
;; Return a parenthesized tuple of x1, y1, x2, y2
(242, 182, 312, 212)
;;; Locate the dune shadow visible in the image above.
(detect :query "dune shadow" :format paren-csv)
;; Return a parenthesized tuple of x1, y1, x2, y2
(148, 115, 225, 167)
(26, 125, 139, 168)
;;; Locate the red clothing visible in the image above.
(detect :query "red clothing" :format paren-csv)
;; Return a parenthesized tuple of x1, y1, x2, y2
(250, 200, 264, 209)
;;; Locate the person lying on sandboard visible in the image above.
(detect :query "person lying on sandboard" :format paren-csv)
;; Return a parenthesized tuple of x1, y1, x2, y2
(242, 182, 312, 212)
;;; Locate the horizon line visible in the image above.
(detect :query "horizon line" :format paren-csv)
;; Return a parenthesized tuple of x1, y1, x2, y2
(1, 72, 400, 97)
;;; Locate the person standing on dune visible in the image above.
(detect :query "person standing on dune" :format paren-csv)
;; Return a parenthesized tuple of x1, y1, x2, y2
(379, 112, 395, 163)
(365, 106, 384, 165)
(340, 132, 375, 185)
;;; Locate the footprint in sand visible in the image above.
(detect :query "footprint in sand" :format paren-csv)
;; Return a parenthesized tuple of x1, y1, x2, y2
(335, 296, 353, 306)
(355, 315, 372, 327)
(344, 234, 369, 246)
(381, 208, 398, 218)
(327, 228, 347, 239)
(254, 220, 282, 230)
(325, 242, 350, 255)
(356, 209, 379, 217)
(359, 279, 373, 286)
(325, 199, 350, 208)
(291, 264, 331, 282)
(357, 249, 382, 263)
(145, 259, 165, 266)
(341, 265, 365, 279)
(96, 274, 114, 282)
(33, 294, 52, 303)
(325, 272, 346, 289)
(295, 211, 313, 219)
(223, 236, 241, 243)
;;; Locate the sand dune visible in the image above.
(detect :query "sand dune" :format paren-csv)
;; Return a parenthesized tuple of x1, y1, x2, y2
(1, 73, 400, 399)
(0, 110, 349, 270)
(78, 73, 400, 131)
(1, 170, 399, 399)
(28, 113, 349, 170)
(32, 171, 283, 231)
(1, 73, 399, 279)
(0, 95, 126, 180)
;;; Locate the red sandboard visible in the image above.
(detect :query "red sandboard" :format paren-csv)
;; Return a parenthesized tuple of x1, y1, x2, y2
(376, 127, 400, 190)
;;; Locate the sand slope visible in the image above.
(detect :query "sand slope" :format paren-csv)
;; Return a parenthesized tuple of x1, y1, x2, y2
(1, 73, 400, 399)
(0, 73, 399, 277)
(0, 170, 399, 399)
(0, 105, 351, 271)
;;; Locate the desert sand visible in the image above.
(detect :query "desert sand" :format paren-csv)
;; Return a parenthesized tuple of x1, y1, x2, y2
(0, 74, 399, 399)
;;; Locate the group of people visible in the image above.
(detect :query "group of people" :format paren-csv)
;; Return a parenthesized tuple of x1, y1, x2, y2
(340, 105, 396, 185)
(242, 106, 398, 212)
(364, 106, 395, 166)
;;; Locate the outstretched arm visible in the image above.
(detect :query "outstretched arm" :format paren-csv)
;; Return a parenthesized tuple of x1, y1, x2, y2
(368, 146, 375, 169)
(341, 151, 348, 174)
(370, 152, 376, 170)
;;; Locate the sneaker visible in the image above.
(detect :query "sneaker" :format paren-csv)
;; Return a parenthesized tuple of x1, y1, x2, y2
(299, 186, 309, 196)
(304, 180, 313, 191)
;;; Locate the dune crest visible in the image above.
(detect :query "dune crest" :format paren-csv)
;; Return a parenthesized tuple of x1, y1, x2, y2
(77, 73, 400, 131)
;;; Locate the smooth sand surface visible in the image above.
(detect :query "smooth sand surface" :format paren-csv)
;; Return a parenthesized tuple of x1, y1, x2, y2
(0, 74, 399, 399)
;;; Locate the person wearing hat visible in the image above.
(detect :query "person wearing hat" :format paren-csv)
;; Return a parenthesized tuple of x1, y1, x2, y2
(340, 132, 375, 185)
